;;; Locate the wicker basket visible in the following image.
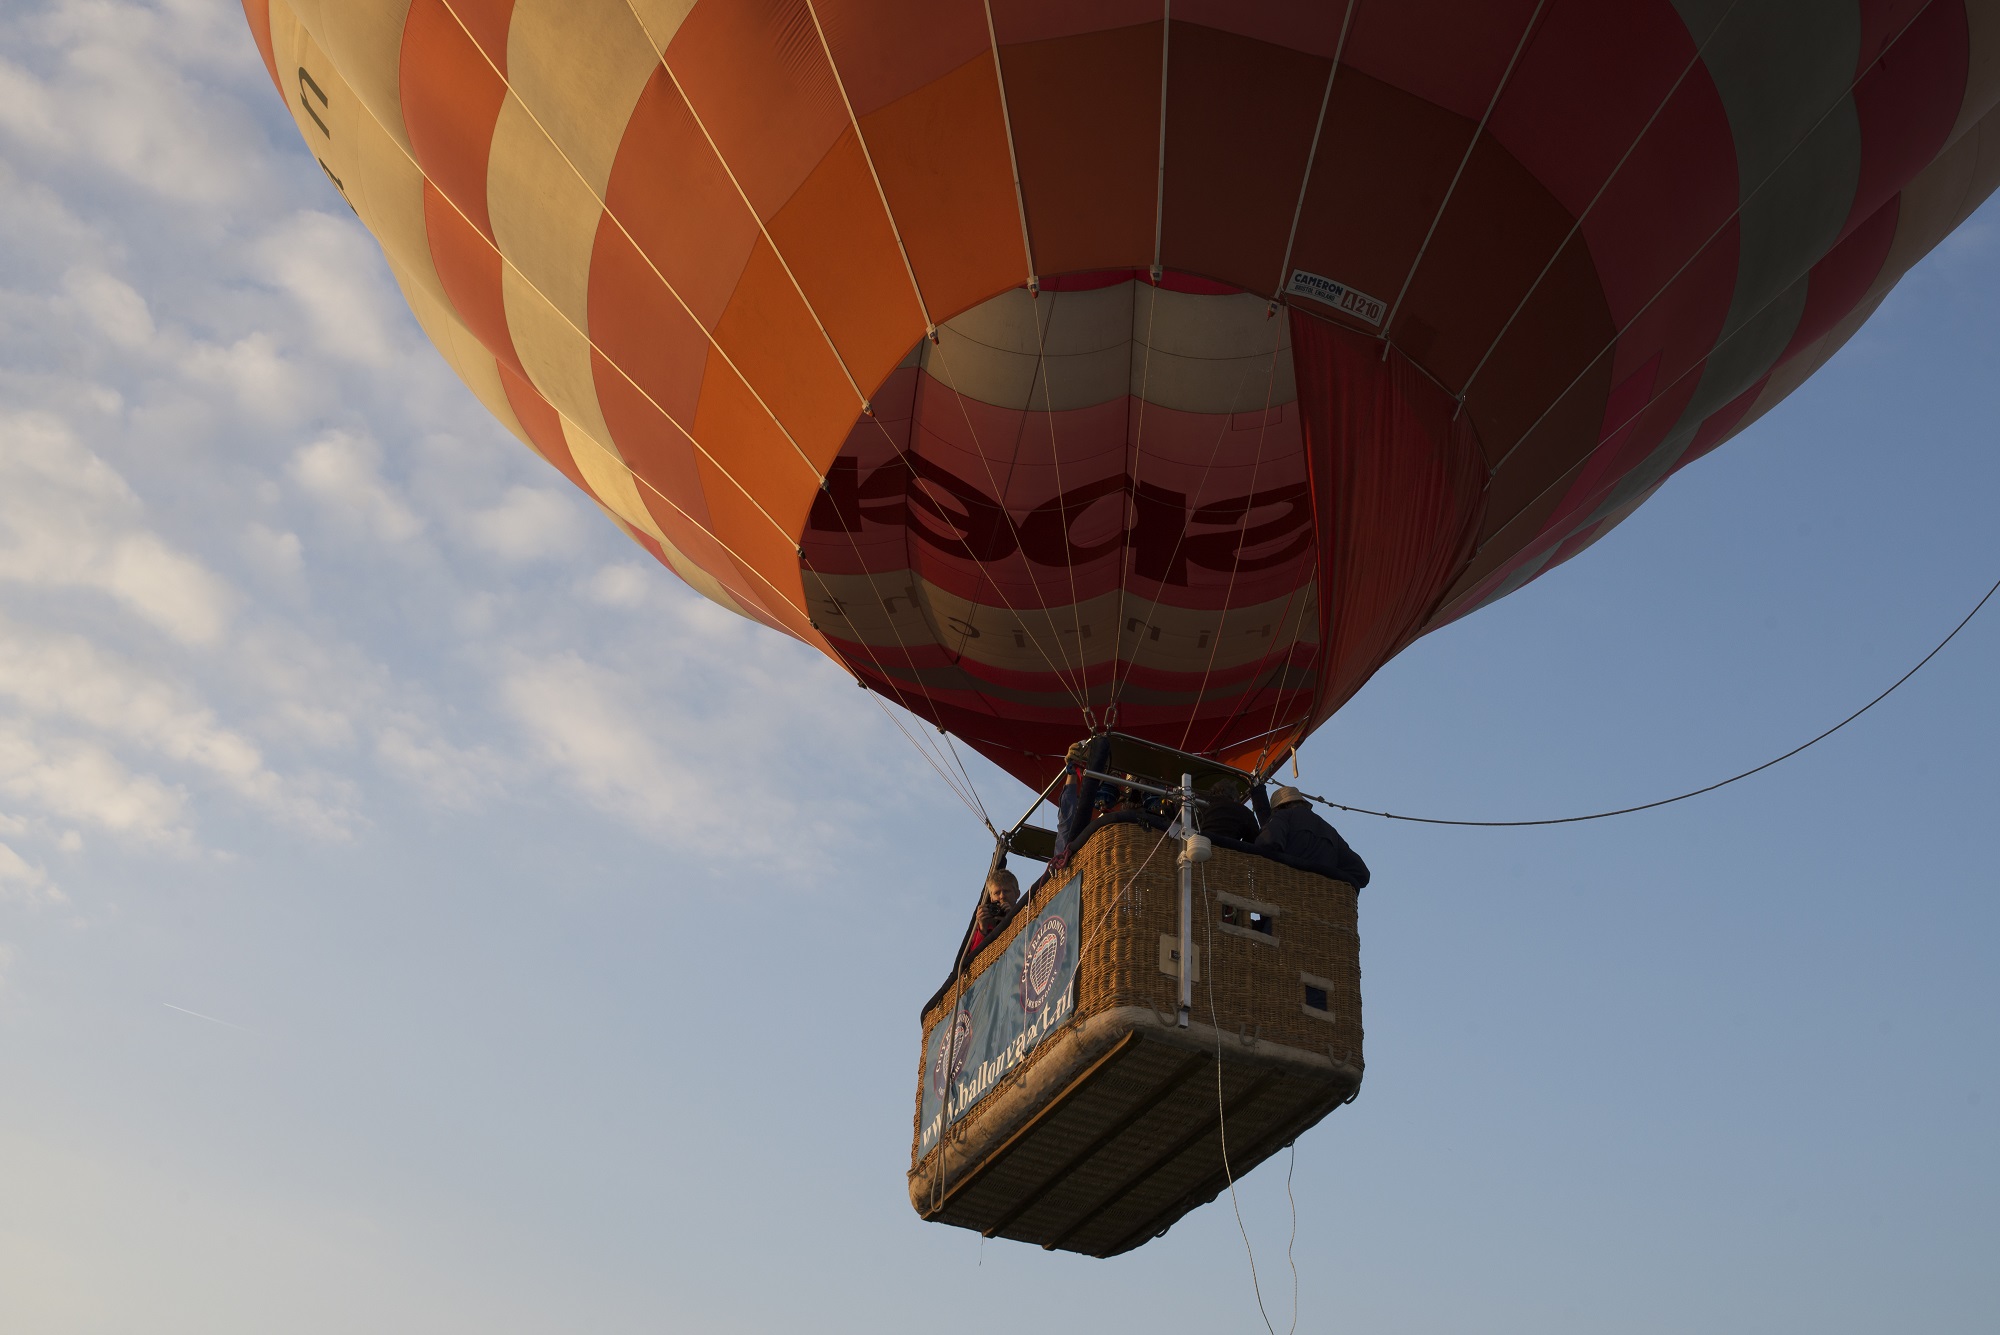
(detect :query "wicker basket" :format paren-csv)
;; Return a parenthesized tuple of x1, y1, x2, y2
(909, 822, 1363, 1256)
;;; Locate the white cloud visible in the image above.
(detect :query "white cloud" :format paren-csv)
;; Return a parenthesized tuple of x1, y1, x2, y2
(180, 331, 308, 422)
(291, 430, 422, 543)
(60, 266, 154, 349)
(582, 563, 652, 608)
(241, 522, 303, 578)
(3, 2, 262, 206)
(0, 839, 63, 906)
(373, 723, 507, 810)
(0, 412, 235, 644)
(499, 654, 690, 833)
(459, 485, 586, 563)
(495, 643, 876, 871)
(0, 615, 347, 835)
(253, 212, 401, 368)
(0, 57, 59, 147)
(0, 725, 189, 847)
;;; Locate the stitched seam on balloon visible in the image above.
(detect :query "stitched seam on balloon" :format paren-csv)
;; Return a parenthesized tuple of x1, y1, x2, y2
(602, 4, 1092, 729)
(573, 47, 1050, 745)
(797, 0, 1115, 716)
(363, 37, 813, 611)
(428, 0, 833, 495)
(801, 0, 935, 333)
(613, 0, 874, 409)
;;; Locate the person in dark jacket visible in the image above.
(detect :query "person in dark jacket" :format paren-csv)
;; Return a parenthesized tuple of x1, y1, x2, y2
(1197, 777, 1260, 842)
(965, 867, 1021, 957)
(1254, 786, 1370, 888)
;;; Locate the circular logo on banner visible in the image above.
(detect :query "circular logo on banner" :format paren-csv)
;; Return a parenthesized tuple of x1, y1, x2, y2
(931, 1010, 973, 1098)
(1020, 914, 1070, 1013)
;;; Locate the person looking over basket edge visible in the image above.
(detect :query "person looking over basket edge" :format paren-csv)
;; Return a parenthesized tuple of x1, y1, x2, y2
(966, 867, 1021, 957)
(1197, 777, 1260, 842)
(1256, 786, 1371, 889)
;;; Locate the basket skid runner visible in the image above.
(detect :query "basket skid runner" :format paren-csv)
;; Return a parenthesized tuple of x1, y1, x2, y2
(910, 819, 1363, 1257)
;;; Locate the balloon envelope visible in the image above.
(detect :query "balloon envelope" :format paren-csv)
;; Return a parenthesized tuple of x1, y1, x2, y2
(244, 0, 2000, 784)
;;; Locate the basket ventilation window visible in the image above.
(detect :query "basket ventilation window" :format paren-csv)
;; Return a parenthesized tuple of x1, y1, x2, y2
(1303, 984, 1329, 1012)
(1221, 903, 1276, 935)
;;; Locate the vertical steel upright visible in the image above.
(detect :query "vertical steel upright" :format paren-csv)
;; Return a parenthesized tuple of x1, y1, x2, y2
(1176, 771, 1194, 1028)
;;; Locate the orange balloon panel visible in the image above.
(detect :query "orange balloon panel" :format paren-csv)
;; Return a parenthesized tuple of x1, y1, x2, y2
(245, 0, 2000, 785)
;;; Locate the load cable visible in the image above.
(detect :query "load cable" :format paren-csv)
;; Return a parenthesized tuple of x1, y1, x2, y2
(1304, 569, 2000, 828)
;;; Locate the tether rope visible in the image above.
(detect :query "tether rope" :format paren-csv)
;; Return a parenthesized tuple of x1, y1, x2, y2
(1304, 569, 2000, 828)
(1199, 863, 1279, 1335)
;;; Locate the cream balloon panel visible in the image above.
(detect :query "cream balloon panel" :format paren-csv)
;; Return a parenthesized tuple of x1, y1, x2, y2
(804, 568, 1321, 679)
(923, 283, 1297, 417)
(272, 0, 413, 152)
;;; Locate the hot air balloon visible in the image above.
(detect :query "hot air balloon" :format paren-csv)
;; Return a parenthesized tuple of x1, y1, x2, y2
(241, 0, 2000, 1255)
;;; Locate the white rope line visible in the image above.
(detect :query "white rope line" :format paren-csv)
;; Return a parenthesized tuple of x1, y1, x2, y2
(1452, 0, 1750, 408)
(1107, 269, 1167, 717)
(424, 1, 1002, 813)
(436, 0, 834, 488)
(1115, 334, 1278, 719)
(1270, 0, 1359, 300)
(1377, 0, 1549, 341)
(1022, 280, 1100, 720)
(1170, 313, 1293, 752)
(852, 385, 1091, 713)
(803, 0, 936, 334)
(866, 690, 988, 825)
(981, 0, 1037, 287)
(615, 0, 872, 406)
(920, 327, 1095, 708)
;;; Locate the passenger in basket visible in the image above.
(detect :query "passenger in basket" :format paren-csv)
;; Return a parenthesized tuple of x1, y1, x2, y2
(965, 867, 1021, 957)
(1197, 778, 1260, 842)
(1255, 786, 1371, 889)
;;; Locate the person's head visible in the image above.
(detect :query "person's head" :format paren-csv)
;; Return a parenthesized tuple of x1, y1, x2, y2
(1201, 777, 1247, 808)
(985, 868, 1020, 905)
(1270, 785, 1308, 810)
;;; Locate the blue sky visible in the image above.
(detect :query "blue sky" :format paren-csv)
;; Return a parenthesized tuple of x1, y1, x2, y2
(1, 3, 1995, 1331)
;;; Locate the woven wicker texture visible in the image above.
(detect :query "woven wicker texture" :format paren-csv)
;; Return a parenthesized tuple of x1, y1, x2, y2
(910, 825, 1364, 1254)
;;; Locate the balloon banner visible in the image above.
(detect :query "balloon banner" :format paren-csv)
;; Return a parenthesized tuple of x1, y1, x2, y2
(917, 875, 1081, 1161)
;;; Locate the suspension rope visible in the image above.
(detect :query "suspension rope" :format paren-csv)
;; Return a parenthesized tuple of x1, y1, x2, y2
(921, 325, 1096, 710)
(1301, 568, 2000, 828)
(864, 691, 988, 827)
(940, 728, 995, 832)
(1168, 311, 1294, 750)
(1021, 277, 1100, 718)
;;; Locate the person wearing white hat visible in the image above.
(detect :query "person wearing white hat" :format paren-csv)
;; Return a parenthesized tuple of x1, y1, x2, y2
(1255, 786, 1370, 888)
